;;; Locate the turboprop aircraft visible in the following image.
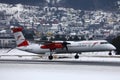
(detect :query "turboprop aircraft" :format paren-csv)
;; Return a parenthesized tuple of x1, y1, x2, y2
(11, 27, 116, 60)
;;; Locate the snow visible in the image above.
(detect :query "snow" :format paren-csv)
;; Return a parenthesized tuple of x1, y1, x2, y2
(0, 48, 36, 55)
(0, 63, 120, 80)
(1, 49, 120, 80)
(0, 49, 38, 59)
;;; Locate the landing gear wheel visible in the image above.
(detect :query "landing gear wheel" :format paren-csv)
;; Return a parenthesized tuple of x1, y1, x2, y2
(48, 55, 53, 60)
(74, 54, 79, 59)
(109, 52, 112, 56)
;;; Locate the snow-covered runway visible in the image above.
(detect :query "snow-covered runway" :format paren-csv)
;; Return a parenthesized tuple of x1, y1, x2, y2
(1, 49, 120, 80)
(0, 61, 120, 80)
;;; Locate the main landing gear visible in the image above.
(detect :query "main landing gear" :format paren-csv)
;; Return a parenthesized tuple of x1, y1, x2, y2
(48, 55, 53, 60)
(48, 52, 81, 60)
(48, 50, 54, 60)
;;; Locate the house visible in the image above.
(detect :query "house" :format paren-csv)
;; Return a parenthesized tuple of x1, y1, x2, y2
(0, 36, 16, 48)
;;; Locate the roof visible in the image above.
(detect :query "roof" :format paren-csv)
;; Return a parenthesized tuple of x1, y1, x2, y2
(0, 36, 14, 39)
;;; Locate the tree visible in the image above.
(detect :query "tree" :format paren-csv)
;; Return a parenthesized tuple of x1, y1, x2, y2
(111, 36, 120, 55)
(23, 29, 35, 40)
(24, 33, 34, 40)
(74, 35, 80, 41)
(54, 35, 60, 40)
(41, 36, 48, 40)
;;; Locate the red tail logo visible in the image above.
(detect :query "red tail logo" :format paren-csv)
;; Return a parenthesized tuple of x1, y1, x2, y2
(17, 35, 21, 40)
(11, 27, 29, 47)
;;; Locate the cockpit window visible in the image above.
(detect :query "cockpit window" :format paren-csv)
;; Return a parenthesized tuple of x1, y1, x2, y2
(100, 42, 108, 44)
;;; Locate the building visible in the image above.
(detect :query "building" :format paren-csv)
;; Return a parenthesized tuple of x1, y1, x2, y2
(0, 35, 16, 48)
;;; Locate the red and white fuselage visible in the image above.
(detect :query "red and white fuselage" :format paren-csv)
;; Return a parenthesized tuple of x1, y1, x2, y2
(11, 27, 116, 54)
(17, 40, 116, 54)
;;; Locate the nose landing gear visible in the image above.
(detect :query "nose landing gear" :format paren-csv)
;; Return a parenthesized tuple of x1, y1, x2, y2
(74, 53, 81, 59)
(108, 51, 112, 56)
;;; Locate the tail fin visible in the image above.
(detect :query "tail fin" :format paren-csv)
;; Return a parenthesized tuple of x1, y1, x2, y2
(11, 27, 29, 47)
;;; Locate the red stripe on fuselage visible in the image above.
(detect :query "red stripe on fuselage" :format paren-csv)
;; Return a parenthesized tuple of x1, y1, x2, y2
(41, 43, 63, 50)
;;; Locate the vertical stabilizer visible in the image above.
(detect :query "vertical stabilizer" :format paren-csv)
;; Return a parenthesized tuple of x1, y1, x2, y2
(11, 27, 29, 47)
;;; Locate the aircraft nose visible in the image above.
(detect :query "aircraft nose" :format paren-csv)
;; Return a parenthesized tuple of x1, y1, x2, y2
(110, 45, 116, 50)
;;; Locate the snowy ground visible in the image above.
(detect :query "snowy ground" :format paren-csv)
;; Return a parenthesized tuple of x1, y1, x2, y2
(0, 62, 120, 80)
(0, 48, 36, 55)
(1, 49, 120, 80)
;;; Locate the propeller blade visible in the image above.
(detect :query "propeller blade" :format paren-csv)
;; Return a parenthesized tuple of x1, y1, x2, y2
(65, 45, 68, 51)
(62, 41, 70, 51)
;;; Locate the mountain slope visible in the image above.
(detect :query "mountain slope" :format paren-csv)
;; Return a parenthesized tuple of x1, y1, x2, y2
(0, 0, 119, 10)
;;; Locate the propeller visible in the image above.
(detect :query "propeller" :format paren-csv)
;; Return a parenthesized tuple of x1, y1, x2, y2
(62, 41, 70, 51)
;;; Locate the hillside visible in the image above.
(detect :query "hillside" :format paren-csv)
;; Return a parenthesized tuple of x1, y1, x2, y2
(60, 0, 119, 10)
(0, 0, 119, 10)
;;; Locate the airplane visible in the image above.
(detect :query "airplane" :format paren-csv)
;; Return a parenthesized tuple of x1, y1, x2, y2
(11, 27, 116, 60)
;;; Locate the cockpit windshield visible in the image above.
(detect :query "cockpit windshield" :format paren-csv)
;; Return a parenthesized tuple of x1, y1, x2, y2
(100, 42, 109, 44)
